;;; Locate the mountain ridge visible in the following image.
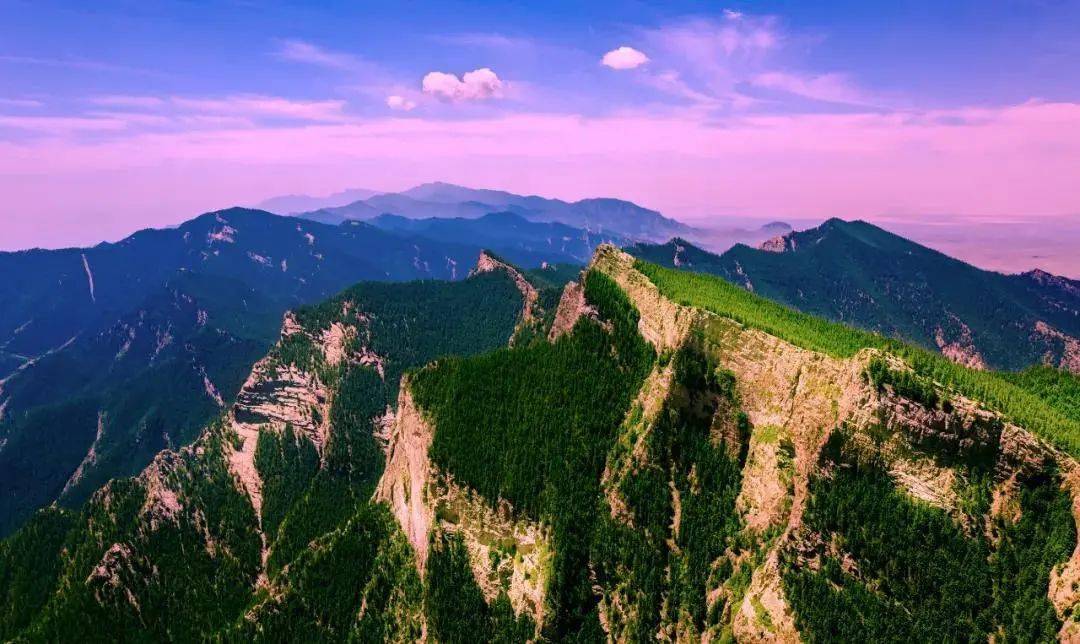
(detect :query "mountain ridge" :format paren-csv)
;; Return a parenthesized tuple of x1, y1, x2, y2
(0, 206, 588, 537)
(628, 218, 1080, 374)
(291, 182, 693, 242)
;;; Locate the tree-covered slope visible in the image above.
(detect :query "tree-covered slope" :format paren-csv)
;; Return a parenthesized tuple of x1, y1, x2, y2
(0, 266, 536, 641)
(0, 206, 578, 537)
(628, 219, 1080, 373)
(5, 243, 1080, 642)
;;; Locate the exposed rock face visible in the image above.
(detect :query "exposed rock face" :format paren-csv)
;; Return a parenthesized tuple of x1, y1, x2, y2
(732, 551, 800, 643)
(374, 383, 435, 570)
(225, 309, 361, 519)
(61, 410, 105, 497)
(591, 244, 697, 352)
(758, 233, 795, 253)
(1026, 268, 1080, 302)
(473, 251, 539, 326)
(934, 316, 987, 370)
(703, 316, 870, 535)
(602, 362, 678, 528)
(1050, 470, 1080, 642)
(548, 280, 596, 341)
(592, 246, 1080, 641)
(375, 380, 550, 625)
(433, 477, 550, 626)
(1033, 320, 1080, 374)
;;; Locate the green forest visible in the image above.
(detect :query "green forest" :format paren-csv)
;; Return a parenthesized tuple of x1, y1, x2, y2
(784, 431, 1075, 642)
(636, 259, 1080, 456)
(412, 269, 656, 638)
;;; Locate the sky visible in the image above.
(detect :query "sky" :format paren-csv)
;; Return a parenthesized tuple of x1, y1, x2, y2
(2, 0, 1080, 259)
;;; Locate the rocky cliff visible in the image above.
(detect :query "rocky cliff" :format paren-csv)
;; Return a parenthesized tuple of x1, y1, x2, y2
(589, 244, 1080, 641)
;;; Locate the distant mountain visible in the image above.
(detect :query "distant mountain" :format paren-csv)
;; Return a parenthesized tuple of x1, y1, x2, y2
(628, 219, 1080, 373)
(0, 207, 539, 536)
(297, 182, 693, 242)
(0, 208, 475, 364)
(255, 187, 382, 214)
(368, 211, 631, 264)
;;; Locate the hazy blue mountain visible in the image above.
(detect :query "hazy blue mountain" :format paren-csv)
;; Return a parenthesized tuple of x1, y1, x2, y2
(297, 181, 693, 241)
(255, 188, 382, 214)
(368, 211, 631, 264)
(627, 219, 1080, 372)
(0, 208, 476, 363)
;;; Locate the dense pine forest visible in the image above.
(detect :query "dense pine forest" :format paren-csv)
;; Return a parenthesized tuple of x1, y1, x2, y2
(636, 260, 1080, 455)
(1, 246, 1079, 642)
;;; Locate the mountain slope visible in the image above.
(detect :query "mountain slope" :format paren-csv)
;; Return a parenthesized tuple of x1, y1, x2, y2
(5, 245, 1080, 641)
(629, 219, 1080, 373)
(0, 263, 541, 640)
(0, 208, 504, 537)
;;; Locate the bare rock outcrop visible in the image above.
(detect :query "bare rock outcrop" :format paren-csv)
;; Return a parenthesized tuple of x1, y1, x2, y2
(590, 244, 697, 352)
(473, 250, 539, 326)
(548, 280, 597, 341)
(759, 233, 795, 253)
(374, 382, 436, 570)
(732, 550, 800, 643)
(375, 380, 550, 625)
(934, 316, 987, 370)
(1033, 320, 1080, 374)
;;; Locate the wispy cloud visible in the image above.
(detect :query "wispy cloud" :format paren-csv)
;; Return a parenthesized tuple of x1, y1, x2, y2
(88, 95, 167, 109)
(272, 39, 389, 83)
(432, 32, 538, 51)
(171, 95, 348, 121)
(622, 12, 887, 115)
(0, 93, 351, 136)
(0, 98, 44, 108)
(0, 115, 129, 132)
(752, 71, 874, 106)
(0, 54, 161, 77)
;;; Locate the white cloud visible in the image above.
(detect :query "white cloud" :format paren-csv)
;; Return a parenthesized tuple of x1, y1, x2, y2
(422, 68, 504, 102)
(386, 95, 417, 111)
(602, 46, 650, 70)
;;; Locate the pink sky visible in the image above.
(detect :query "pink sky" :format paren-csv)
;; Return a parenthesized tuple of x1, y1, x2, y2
(3, 99, 1079, 255)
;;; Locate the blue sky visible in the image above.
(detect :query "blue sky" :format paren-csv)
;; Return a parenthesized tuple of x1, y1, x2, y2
(5, 1, 1078, 114)
(2, 0, 1080, 251)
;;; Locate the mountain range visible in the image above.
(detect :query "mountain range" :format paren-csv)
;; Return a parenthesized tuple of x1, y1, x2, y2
(268, 182, 694, 242)
(255, 188, 384, 215)
(628, 219, 1080, 374)
(2, 243, 1078, 641)
(4, 184, 1080, 641)
(0, 207, 605, 536)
